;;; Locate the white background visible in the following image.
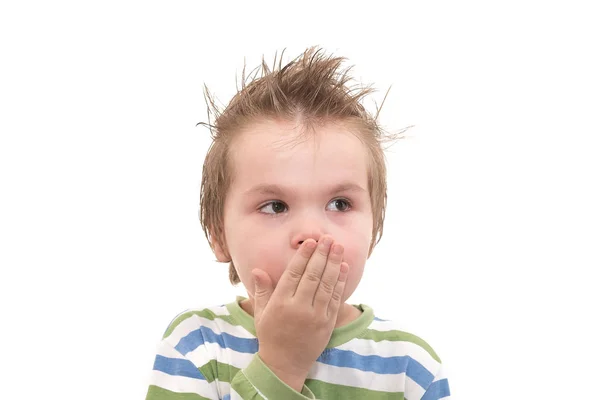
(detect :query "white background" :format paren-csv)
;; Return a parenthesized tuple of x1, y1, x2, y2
(1, 1, 599, 399)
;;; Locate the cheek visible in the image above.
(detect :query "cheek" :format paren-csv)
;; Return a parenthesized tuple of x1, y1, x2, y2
(340, 247, 367, 302)
(231, 241, 291, 290)
(336, 231, 370, 300)
(338, 227, 371, 266)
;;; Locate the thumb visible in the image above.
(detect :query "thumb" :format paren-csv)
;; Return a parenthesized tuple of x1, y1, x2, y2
(251, 269, 273, 319)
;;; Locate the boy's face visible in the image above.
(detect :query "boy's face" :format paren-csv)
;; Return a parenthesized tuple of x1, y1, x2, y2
(214, 118, 373, 306)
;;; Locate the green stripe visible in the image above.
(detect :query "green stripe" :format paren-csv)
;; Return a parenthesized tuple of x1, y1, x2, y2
(162, 309, 237, 339)
(240, 355, 316, 399)
(226, 297, 257, 336)
(199, 360, 241, 384)
(145, 385, 211, 400)
(306, 379, 404, 399)
(229, 372, 256, 398)
(360, 329, 441, 363)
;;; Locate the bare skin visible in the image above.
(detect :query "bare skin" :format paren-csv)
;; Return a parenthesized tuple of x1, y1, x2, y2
(210, 120, 373, 391)
(251, 234, 350, 392)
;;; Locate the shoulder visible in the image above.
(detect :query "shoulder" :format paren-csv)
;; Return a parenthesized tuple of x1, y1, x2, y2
(346, 308, 444, 384)
(358, 313, 449, 396)
(159, 301, 247, 349)
(363, 316, 442, 364)
(330, 307, 449, 397)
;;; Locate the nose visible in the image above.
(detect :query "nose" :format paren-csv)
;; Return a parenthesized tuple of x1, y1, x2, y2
(290, 214, 327, 249)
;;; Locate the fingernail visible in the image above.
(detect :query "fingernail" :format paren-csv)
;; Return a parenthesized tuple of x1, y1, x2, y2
(305, 240, 317, 250)
(332, 244, 343, 255)
(322, 237, 333, 248)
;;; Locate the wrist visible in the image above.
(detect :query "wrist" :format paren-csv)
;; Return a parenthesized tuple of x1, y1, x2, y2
(257, 352, 309, 392)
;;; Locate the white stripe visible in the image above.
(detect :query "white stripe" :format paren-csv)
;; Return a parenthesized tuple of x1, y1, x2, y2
(188, 343, 435, 396)
(155, 340, 186, 360)
(180, 339, 212, 368)
(205, 304, 232, 316)
(152, 352, 238, 399)
(403, 375, 426, 400)
(429, 364, 451, 399)
(208, 316, 255, 339)
(308, 361, 405, 392)
(163, 304, 233, 344)
(432, 364, 447, 382)
(149, 369, 217, 398)
(187, 341, 255, 370)
(215, 379, 232, 399)
(165, 314, 255, 349)
(164, 314, 206, 346)
(337, 338, 441, 373)
(369, 318, 413, 332)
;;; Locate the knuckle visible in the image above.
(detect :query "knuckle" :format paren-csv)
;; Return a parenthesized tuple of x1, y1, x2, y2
(318, 280, 335, 294)
(304, 271, 322, 283)
(287, 269, 304, 281)
(331, 289, 343, 302)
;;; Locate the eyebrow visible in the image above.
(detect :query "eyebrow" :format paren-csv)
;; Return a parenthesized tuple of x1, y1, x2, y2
(244, 182, 367, 197)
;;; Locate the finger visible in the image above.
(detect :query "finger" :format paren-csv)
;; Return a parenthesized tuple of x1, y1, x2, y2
(252, 269, 274, 321)
(327, 262, 349, 318)
(294, 235, 333, 301)
(313, 243, 343, 309)
(274, 239, 318, 296)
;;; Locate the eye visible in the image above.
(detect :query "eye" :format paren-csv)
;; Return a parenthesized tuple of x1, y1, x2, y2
(326, 198, 351, 212)
(259, 201, 288, 214)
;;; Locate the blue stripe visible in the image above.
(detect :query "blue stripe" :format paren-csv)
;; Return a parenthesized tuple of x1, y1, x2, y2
(373, 316, 388, 321)
(421, 378, 450, 400)
(153, 355, 205, 380)
(406, 356, 435, 389)
(175, 326, 258, 355)
(317, 348, 433, 388)
(223, 395, 231, 400)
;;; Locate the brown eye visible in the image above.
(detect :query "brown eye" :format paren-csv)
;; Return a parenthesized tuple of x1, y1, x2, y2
(326, 198, 351, 212)
(259, 201, 287, 214)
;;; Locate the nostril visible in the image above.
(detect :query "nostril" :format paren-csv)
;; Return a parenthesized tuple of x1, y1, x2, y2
(297, 239, 318, 247)
(299, 240, 318, 246)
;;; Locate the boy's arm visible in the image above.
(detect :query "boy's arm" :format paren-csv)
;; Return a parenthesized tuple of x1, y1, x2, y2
(230, 354, 316, 399)
(420, 364, 451, 400)
(146, 236, 344, 399)
(145, 338, 316, 400)
(249, 237, 348, 392)
(145, 339, 217, 400)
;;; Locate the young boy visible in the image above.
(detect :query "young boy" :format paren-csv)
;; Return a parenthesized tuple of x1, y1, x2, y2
(145, 47, 451, 399)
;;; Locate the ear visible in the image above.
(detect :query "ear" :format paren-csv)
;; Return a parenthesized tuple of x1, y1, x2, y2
(210, 234, 231, 263)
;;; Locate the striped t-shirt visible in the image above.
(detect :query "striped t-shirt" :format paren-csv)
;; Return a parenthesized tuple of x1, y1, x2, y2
(146, 296, 451, 399)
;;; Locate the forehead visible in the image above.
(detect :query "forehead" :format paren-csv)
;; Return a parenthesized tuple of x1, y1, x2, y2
(228, 119, 370, 189)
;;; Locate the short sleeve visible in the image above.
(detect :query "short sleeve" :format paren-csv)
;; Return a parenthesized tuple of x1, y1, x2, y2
(146, 339, 219, 399)
(420, 364, 451, 400)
